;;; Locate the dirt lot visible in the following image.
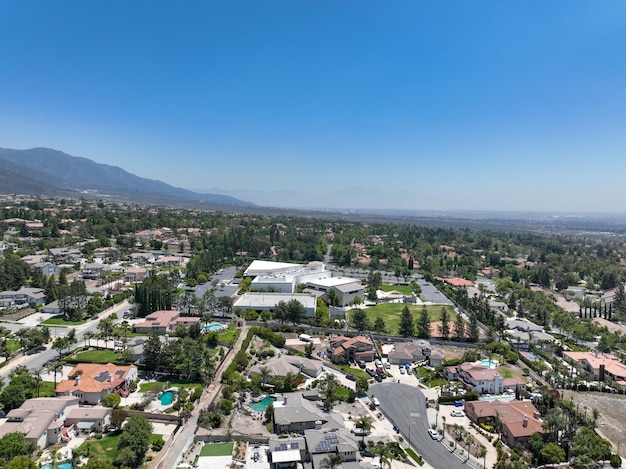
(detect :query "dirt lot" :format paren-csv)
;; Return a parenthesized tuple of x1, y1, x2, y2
(562, 390, 626, 452)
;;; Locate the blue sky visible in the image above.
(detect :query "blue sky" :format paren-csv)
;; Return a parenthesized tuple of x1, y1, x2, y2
(1, 1, 625, 212)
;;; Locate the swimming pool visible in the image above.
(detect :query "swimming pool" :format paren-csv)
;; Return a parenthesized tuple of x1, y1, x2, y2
(202, 323, 224, 332)
(42, 464, 72, 469)
(479, 359, 499, 368)
(250, 396, 276, 412)
(159, 390, 174, 406)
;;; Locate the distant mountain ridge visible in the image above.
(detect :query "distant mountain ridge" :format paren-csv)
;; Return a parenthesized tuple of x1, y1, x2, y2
(0, 147, 252, 207)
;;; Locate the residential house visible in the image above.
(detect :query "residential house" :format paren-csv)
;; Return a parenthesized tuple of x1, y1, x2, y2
(329, 335, 375, 364)
(65, 407, 111, 435)
(48, 247, 82, 262)
(34, 262, 62, 277)
(249, 356, 323, 381)
(272, 392, 344, 434)
(445, 362, 527, 394)
(505, 318, 555, 351)
(154, 255, 184, 267)
(134, 310, 200, 334)
(82, 263, 108, 280)
(305, 428, 359, 469)
(55, 363, 138, 405)
(0, 287, 46, 307)
(465, 400, 545, 448)
(129, 252, 156, 264)
(0, 396, 79, 449)
(268, 437, 306, 469)
(562, 351, 626, 386)
(388, 340, 433, 366)
(124, 267, 148, 284)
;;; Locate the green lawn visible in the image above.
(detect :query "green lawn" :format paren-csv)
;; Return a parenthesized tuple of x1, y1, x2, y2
(336, 387, 350, 400)
(41, 315, 87, 325)
(77, 433, 122, 460)
(218, 327, 238, 346)
(72, 349, 122, 363)
(200, 442, 234, 457)
(379, 284, 413, 294)
(139, 379, 203, 394)
(31, 381, 56, 397)
(5, 339, 21, 353)
(332, 364, 370, 381)
(362, 304, 455, 336)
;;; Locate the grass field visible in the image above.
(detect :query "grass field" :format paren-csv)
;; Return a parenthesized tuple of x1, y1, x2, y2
(200, 442, 234, 457)
(360, 304, 456, 336)
(139, 380, 203, 394)
(72, 349, 122, 363)
(379, 284, 413, 294)
(6, 339, 21, 353)
(78, 433, 122, 460)
(333, 364, 370, 381)
(42, 315, 86, 325)
(31, 381, 56, 397)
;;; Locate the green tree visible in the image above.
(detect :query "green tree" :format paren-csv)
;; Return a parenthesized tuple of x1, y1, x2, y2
(286, 299, 306, 324)
(417, 306, 430, 339)
(355, 377, 369, 395)
(438, 306, 450, 339)
(398, 305, 414, 337)
(540, 442, 566, 464)
(320, 453, 344, 469)
(373, 316, 387, 334)
(5, 456, 38, 469)
(143, 333, 162, 371)
(319, 373, 340, 411)
(117, 415, 152, 467)
(304, 342, 315, 358)
(454, 313, 466, 341)
(354, 415, 374, 441)
(0, 432, 35, 462)
(101, 392, 121, 408)
(110, 409, 128, 430)
(352, 308, 370, 332)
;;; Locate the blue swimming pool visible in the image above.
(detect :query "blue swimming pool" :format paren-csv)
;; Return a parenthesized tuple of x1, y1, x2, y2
(42, 464, 73, 469)
(202, 323, 224, 332)
(250, 396, 276, 412)
(159, 390, 174, 406)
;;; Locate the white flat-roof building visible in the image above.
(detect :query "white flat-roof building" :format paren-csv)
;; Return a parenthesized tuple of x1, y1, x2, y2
(305, 277, 365, 307)
(247, 261, 331, 294)
(234, 292, 317, 317)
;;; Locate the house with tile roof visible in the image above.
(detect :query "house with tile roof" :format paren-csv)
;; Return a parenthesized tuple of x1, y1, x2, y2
(465, 400, 545, 448)
(328, 335, 375, 364)
(562, 351, 626, 387)
(55, 363, 138, 405)
(445, 362, 527, 394)
(134, 309, 200, 334)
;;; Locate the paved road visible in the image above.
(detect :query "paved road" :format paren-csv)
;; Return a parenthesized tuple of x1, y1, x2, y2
(371, 383, 468, 469)
(0, 299, 130, 383)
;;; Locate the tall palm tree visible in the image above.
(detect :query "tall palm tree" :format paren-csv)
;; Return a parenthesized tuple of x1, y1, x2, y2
(259, 366, 271, 391)
(31, 368, 43, 398)
(374, 442, 391, 469)
(46, 360, 64, 389)
(354, 415, 374, 443)
(319, 372, 340, 411)
(319, 453, 344, 469)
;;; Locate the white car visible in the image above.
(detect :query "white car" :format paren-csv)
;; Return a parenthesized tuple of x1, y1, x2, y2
(399, 367, 405, 374)
(428, 428, 440, 440)
(450, 410, 465, 417)
(371, 397, 380, 406)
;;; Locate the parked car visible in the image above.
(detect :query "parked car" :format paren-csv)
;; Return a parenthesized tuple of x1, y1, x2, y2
(399, 367, 406, 374)
(375, 374, 382, 382)
(361, 448, 375, 458)
(346, 374, 357, 381)
(450, 410, 465, 417)
(366, 368, 376, 377)
(371, 397, 380, 406)
(358, 360, 366, 369)
(384, 362, 391, 369)
(428, 428, 440, 440)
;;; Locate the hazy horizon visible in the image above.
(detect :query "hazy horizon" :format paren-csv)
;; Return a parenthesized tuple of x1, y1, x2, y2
(2, 2, 626, 212)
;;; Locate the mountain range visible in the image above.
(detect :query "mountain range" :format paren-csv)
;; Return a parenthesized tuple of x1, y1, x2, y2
(0, 147, 252, 207)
